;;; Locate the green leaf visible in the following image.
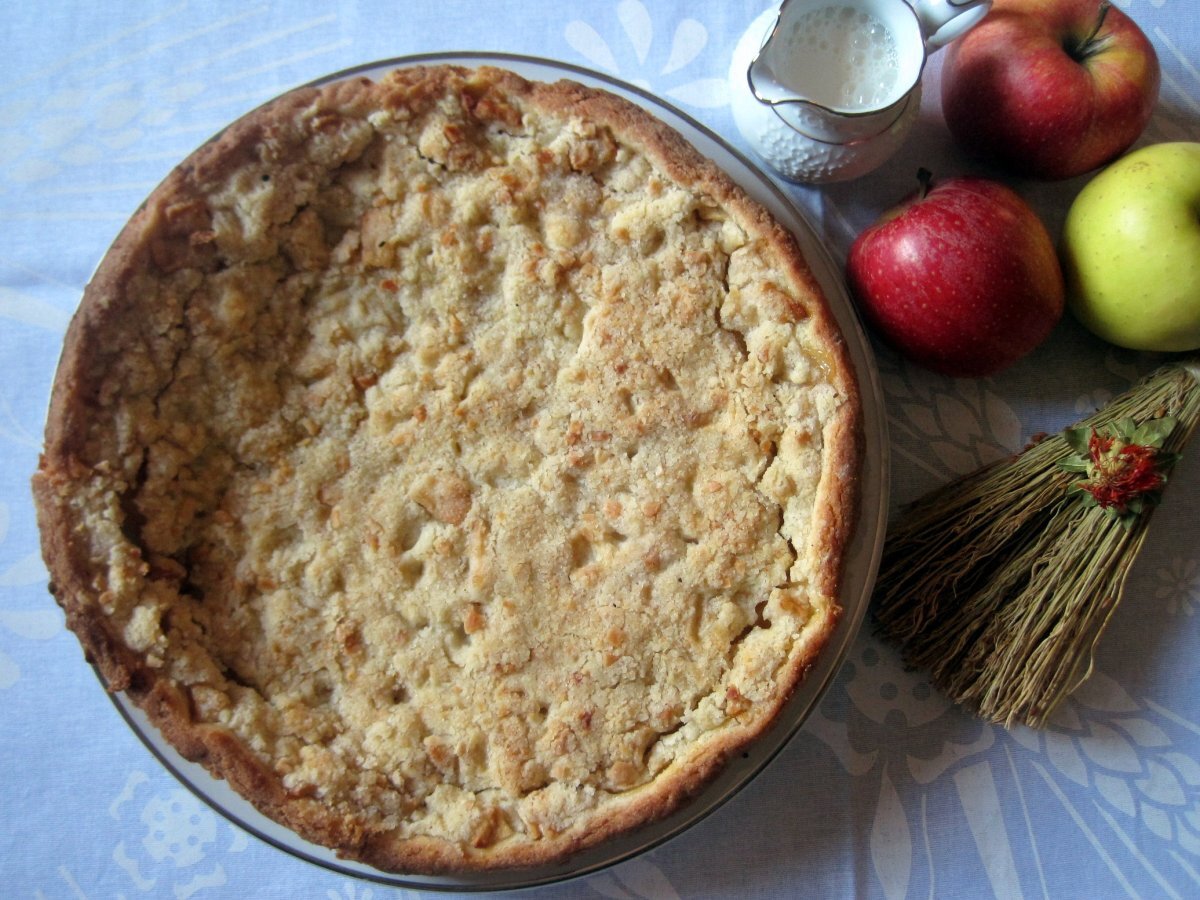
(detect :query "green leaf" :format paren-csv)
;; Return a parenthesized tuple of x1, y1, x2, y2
(1064, 426, 1093, 456)
(1113, 417, 1139, 440)
(1132, 416, 1177, 448)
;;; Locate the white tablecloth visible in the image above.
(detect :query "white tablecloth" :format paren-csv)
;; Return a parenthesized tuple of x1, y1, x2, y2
(3, 2, 1199, 898)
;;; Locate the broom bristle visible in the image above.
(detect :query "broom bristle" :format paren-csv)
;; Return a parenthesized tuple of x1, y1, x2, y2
(873, 361, 1200, 729)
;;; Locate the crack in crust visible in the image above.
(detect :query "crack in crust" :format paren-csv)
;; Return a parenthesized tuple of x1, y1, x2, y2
(31, 64, 861, 874)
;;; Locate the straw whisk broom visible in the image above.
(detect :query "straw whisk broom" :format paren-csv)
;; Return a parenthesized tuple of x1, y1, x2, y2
(873, 359, 1200, 729)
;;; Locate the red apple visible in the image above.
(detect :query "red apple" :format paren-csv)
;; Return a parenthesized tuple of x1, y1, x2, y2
(846, 171, 1064, 378)
(941, 0, 1160, 180)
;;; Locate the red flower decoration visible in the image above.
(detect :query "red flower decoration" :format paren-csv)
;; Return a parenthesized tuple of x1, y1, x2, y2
(1058, 415, 1179, 526)
(1078, 429, 1165, 513)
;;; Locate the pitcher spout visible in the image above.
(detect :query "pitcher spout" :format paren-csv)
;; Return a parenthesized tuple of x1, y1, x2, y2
(746, 6, 798, 106)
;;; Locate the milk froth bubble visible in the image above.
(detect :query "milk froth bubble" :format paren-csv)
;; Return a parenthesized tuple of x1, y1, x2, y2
(778, 6, 900, 111)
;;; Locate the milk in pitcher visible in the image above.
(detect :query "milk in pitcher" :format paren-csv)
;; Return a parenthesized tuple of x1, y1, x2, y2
(775, 6, 901, 111)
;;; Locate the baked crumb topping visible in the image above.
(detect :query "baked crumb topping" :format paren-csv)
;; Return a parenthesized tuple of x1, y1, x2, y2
(34, 65, 858, 871)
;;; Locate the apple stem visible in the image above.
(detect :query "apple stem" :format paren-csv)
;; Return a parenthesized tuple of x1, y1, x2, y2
(917, 167, 933, 200)
(1068, 0, 1112, 62)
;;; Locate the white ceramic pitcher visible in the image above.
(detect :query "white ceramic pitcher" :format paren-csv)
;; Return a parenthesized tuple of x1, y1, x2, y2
(729, 0, 991, 183)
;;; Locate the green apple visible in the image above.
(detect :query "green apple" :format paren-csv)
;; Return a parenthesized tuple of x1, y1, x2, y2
(1061, 141, 1200, 351)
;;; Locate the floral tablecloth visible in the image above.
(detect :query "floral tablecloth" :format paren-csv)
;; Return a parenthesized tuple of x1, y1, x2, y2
(3, 2, 1199, 898)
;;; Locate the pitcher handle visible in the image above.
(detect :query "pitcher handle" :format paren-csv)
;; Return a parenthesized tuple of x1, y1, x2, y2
(913, 0, 992, 50)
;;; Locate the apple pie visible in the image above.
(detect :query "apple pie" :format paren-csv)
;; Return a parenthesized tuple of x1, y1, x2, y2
(32, 65, 860, 873)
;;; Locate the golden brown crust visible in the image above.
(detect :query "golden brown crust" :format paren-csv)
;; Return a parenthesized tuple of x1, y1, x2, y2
(33, 64, 860, 874)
